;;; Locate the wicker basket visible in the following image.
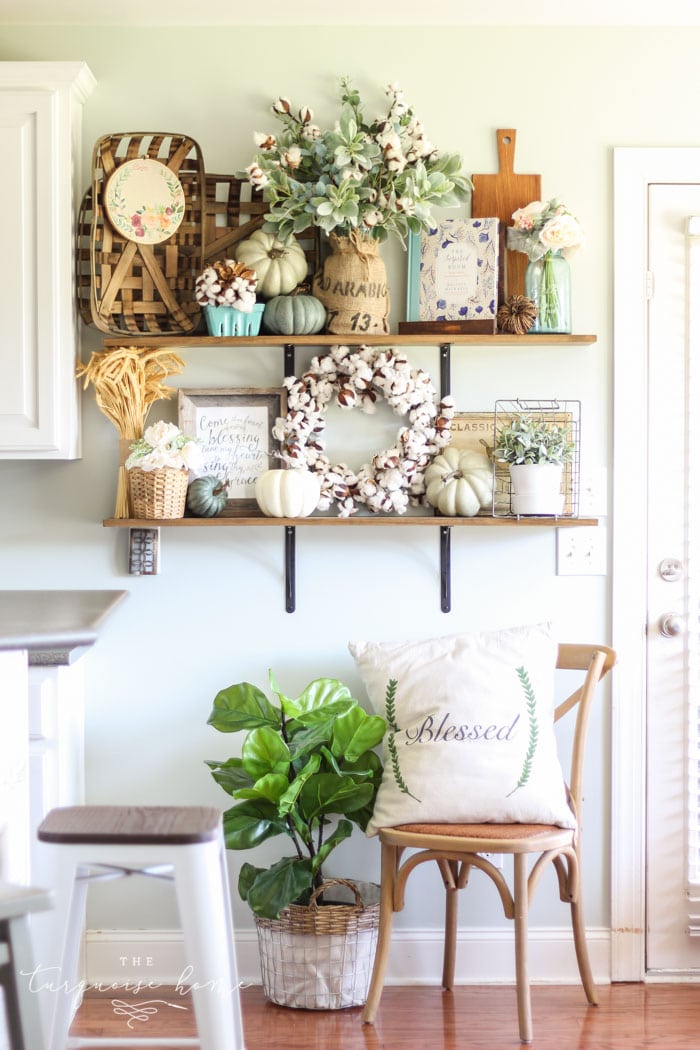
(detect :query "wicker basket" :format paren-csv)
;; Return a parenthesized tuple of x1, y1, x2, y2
(128, 467, 188, 519)
(254, 879, 380, 1010)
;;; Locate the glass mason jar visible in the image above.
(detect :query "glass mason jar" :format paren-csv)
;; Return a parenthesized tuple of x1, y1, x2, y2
(524, 250, 572, 334)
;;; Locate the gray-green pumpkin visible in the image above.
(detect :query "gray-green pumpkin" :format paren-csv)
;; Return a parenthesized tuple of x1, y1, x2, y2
(263, 294, 326, 336)
(186, 476, 228, 517)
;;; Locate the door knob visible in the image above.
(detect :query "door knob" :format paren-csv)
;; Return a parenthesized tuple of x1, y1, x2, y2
(659, 613, 684, 637)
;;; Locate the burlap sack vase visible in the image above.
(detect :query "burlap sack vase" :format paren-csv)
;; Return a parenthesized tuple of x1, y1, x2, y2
(313, 231, 390, 335)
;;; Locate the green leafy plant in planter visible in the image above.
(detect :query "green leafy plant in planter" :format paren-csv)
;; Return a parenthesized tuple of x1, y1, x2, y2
(494, 414, 575, 516)
(206, 672, 386, 920)
(494, 414, 575, 465)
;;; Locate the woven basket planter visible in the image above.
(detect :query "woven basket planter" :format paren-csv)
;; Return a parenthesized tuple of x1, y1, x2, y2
(254, 879, 380, 1010)
(128, 467, 188, 519)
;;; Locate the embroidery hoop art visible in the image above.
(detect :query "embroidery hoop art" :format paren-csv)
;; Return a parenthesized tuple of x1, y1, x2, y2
(273, 344, 454, 517)
(105, 158, 185, 244)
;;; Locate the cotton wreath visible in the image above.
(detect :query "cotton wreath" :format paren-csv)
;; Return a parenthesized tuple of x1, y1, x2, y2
(272, 344, 454, 517)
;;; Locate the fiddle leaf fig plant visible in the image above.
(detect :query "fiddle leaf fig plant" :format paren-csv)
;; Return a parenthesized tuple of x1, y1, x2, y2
(206, 671, 386, 919)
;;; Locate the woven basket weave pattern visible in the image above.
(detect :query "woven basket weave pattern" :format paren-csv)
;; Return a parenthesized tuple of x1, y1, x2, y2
(253, 880, 379, 1010)
(129, 467, 188, 519)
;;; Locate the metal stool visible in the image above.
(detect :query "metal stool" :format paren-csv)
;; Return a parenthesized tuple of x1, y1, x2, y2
(0, 881, 53, 1050)
(37, 806, 244, 1050)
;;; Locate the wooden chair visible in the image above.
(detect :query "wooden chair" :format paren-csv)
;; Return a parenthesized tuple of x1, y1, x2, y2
(0, 881, 53, 1050)
(361, 643, 616, 1045)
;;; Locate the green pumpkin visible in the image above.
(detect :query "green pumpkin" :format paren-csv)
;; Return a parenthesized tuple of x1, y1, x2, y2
(263, 294, 326, 336)
(186, 476, 228, 517)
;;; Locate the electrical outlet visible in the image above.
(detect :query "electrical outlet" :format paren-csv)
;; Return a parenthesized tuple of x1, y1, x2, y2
(579, 467, 607, 516)
(556, 525, 607, 576)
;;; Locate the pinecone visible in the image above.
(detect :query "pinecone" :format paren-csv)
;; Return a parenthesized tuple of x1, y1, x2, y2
(497, 295, 538, 335)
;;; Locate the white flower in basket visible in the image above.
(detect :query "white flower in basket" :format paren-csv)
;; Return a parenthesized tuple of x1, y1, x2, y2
(125, 421, 202, 473)
(125, 421, 202, 520)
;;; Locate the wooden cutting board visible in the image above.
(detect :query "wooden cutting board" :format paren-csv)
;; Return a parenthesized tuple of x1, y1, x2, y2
(471, 129, 541, 300)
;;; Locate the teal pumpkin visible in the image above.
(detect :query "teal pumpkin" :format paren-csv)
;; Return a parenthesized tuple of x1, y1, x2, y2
(263, 294, 326, 336)
(186, 476, 228, 517)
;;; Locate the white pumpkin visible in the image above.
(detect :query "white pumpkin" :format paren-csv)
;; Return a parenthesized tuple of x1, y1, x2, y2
(424, 448, 493, 517)
(255, 468, 321, 518)
(235, 231, 308, 298)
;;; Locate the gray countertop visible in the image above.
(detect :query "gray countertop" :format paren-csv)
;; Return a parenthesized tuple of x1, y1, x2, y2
(0, 590, 129, 664)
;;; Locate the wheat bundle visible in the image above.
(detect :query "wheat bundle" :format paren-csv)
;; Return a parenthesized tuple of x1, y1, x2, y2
(77, 346, 185, 517)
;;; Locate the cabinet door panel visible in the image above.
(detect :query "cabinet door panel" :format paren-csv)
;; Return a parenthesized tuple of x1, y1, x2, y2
(0, 63, 94, 458)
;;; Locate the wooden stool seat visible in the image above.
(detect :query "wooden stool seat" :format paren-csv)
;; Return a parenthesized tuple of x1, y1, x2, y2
(0, 881, 53, 1050)
(38, 804, 244, 1050)
(38, 805, 223, 845)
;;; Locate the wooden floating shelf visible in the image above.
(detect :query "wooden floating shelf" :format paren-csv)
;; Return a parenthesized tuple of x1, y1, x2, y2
(104, 515, 598, 528)
(101, 333, 597, 349)
(100, 331, 599, 609)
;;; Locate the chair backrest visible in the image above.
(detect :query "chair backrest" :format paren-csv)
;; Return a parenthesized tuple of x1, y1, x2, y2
(554, 643, 616, 822)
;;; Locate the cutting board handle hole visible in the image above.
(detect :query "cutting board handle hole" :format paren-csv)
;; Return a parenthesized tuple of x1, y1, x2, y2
(502, 135, 512, 145)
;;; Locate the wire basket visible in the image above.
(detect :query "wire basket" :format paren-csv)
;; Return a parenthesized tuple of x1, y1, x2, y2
(492, 399, 581, 518)
(128, 467, 188, 519)
(254, 879, 380, 1010)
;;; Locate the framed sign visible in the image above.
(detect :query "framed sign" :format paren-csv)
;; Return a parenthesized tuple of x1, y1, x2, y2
(405, 218, 500, 330)
(178, 388, 286, 512)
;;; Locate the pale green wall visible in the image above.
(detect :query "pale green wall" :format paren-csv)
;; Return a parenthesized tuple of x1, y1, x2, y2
(1, 22, 682, 935)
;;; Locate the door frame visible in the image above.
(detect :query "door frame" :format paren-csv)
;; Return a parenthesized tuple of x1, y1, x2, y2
(612, 147, 700, 980)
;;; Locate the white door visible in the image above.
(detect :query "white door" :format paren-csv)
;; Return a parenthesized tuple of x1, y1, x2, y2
(645, 182, 700, 973)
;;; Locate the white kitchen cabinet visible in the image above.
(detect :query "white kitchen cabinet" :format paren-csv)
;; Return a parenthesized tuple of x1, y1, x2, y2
(0, 61, 95, 459)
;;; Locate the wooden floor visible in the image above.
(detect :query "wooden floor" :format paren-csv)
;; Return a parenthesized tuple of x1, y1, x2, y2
(70, 982, 700, 1049)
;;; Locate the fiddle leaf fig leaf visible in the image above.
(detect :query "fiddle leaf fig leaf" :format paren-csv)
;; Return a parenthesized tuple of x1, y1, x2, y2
(233, 773, 290, 804)
(208, 682, 281, 733)
(244, 856, 315, 919)
(331, 707, 386, 763)
(205, 757, 253, 796)
(296, 678, 353, 715)
(222, 800, 287, 850)
(298, 773, 373, 822)
(242, 726, 291, 779)
(278, 753, 321, 815)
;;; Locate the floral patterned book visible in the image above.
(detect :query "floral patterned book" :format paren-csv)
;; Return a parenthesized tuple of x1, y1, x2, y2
(406, 218, 500, 327)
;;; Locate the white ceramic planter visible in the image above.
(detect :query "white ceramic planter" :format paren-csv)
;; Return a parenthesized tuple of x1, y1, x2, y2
(509, 463, 564, 516)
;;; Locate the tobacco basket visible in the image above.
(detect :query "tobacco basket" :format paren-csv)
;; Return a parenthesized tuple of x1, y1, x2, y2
(83, 132, 206, 335)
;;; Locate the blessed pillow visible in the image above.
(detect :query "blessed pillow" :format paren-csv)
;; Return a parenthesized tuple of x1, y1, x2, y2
(349, 623, 575, 834)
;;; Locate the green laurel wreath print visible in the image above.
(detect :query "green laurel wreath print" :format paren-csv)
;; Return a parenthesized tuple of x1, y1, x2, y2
(385, 678, 422, 803)
(507, 665, 539, 797)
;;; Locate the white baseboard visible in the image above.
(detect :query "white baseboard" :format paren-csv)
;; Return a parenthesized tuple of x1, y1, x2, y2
(85, 927, 611, 988)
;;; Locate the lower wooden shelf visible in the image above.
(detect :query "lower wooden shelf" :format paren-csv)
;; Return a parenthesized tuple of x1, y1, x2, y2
(103, 514, 598, 613)
(103, 515, 598, 528)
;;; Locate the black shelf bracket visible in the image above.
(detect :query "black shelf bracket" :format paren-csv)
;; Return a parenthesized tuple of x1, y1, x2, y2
(440, 525, 452, 613)
(284, 346, 296, 612)
(285, 525, 296, 613)
(439, 343, 451, 401)
(439, 344, 452, 611)
(284, 343, 296, 379)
